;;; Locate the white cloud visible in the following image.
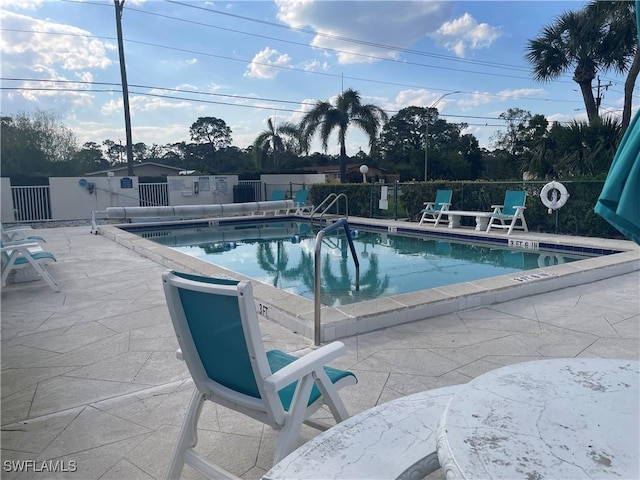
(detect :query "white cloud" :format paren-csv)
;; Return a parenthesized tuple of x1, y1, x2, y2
(456, 89, 546, 110)
(1, 0, 44, 10)
(301, 59, 329, 72)
(0, 11, 114, 71)
(101, 94, 195, 116)
(275, 0, 452, 64)
(433, 13, 501, 57)
(391, 89, 461, 111)
(244, 48, 291, 79)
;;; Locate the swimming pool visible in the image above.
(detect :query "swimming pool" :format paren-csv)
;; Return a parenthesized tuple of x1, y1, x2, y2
(101, 216, 639, 342)
(134, 221, 588, 306)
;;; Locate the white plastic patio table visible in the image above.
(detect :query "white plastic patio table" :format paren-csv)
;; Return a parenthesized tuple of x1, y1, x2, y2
(263, 385, 459, 480)
(436, 358, 639, 479)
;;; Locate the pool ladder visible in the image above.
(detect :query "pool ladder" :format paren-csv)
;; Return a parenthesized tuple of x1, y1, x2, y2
(310, 193, 349, 224)
(314, 218, 359, 346)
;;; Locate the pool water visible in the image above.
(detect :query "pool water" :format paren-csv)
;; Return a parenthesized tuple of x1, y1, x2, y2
(137, 221, 588, 306)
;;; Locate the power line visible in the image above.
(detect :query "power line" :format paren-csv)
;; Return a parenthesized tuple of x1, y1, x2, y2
(0, 28, 585, 105)
(0, 83, 560, 127)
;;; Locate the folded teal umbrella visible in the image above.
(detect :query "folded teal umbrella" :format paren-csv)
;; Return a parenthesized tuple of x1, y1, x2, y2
(594, 0, 640, 245)
(595, 109, 640, 245)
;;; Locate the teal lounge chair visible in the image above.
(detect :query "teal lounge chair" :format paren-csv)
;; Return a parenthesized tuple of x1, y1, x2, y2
(1, 241, 59, 292)
(486, 190, 528, 235)
(1, 223, 46, 243)
(270, 189, 286, 201)
(288, 189, 313, 215)
(419, 189, 452, 226)
(162, 270, 357, 479)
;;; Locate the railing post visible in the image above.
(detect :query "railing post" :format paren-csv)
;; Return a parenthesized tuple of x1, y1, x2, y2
(313, 218, 359, 346)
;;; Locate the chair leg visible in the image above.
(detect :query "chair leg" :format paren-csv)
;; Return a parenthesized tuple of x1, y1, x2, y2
(485, 218, 494, 233)
(23, 255, 60, 292)
(0, 257, 17, 287)
(313, 369, 350, 422)
(167, 389, 205, 480)
(273, 374, 315, 463)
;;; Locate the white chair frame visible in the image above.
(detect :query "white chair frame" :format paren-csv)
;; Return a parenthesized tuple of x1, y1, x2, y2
(162, 271, 356, 480)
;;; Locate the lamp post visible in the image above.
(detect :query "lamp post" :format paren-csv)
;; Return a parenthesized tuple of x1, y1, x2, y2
(360, 164, 369, 183)
(424, 91, 461, 181)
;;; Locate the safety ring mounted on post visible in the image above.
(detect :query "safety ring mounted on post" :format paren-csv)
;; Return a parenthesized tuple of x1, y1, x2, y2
(540, 181, 569, 214)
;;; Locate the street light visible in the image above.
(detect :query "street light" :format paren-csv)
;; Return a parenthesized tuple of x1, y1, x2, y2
(360, 164, 369, 183)
(424, 91, 461, 181)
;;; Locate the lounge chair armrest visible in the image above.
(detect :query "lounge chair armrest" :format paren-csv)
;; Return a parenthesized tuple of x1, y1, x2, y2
(440, 202, 452, 209)
(265, 341, 346, 391)
(490, 204, 503, 209)
(4, 226, 34, 233)
(2, 239, 43, 247)
(422, 201, 435, 207)
(1, 242, 41, 252)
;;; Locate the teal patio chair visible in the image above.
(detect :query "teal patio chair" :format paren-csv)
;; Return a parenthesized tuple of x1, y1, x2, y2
(288, 189, 313, 215)
(419, 189, 452, 226)
(486, 190, 528, 235)
(1, 241, 59, 292)
(270, 189, 286, 201)
(1, 223, 46, 243)
(162, 270, 357, 480)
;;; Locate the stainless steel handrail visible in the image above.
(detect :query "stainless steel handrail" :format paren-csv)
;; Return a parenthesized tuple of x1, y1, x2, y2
(310, 193, 349, 222)
(314, 218, 359, 346)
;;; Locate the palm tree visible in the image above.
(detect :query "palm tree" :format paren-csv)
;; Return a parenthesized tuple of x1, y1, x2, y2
(526, 9, 617, 124)
(300, 88, 388, 183)
(585, 1, 638, 131)
(252, 118, 304, 170)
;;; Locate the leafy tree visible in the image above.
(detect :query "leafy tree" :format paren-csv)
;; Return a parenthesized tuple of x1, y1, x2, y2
(379, 106, 473, 181)
(103, 139, 125, 165)
(189, 117, 232, 169)
(300, 88, 387, 183)
(526, 7, 630, 124)
(132, 142, 148, 163)
(491, 108, 534, 155)
(1, 110, 78, 176)
(72, 142, 109, 174)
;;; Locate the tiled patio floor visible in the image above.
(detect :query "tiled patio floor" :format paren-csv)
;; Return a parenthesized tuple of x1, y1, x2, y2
(1, 226, 639, 479)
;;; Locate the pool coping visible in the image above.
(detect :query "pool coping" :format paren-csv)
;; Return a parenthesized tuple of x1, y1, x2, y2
(98, 216, 640, 342)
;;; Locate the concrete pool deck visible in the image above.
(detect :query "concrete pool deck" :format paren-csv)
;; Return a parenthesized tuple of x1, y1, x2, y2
(1, 224, 639, 479)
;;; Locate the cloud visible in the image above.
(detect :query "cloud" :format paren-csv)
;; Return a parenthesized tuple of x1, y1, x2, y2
(101, 93, 195, 116)
(0, 11, 114, 71)
(1, 0, 44, 10)
(433, 13, 501, 57)
(244, 47, 291, 79)
(456, 88, 545, 109)
(391, 89, 461, 111)
(275, 0, 452, 64)
(301, 59, 329, 72)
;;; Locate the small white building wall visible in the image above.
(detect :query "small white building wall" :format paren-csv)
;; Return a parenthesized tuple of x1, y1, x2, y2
(1, 178, 15, 222)
(260, 174, 327, 199)
(166, 175, 238, 206)
(49, 176, 140, 220)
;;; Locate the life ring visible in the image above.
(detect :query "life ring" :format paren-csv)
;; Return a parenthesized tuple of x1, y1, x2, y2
(540, 181, 569, 214)
(538, 254, 565, 268)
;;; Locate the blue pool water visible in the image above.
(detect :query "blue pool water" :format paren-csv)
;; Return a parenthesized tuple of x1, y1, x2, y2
(135, 221, 588, 306)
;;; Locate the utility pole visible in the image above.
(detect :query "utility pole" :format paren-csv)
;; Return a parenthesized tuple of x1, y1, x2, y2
(424, 91, 460, 181)
(594, 76, 613, 117)
(114, 0, 134, 176)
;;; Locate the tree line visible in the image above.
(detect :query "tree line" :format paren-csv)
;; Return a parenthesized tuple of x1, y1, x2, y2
(1, 0, 635, 183)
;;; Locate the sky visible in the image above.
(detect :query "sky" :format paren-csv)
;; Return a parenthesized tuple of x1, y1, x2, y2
(1, 0, 634, 157)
